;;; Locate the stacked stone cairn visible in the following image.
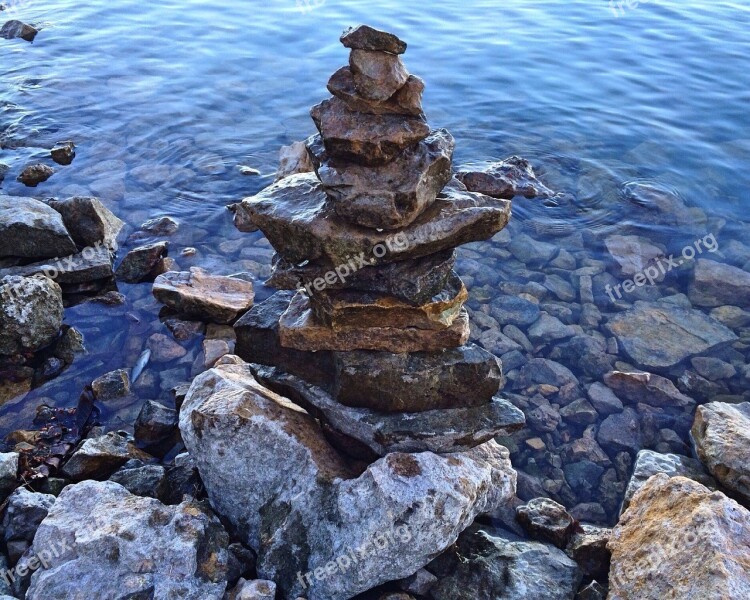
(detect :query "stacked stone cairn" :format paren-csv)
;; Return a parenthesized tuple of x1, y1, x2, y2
(231, 25, 524, 459)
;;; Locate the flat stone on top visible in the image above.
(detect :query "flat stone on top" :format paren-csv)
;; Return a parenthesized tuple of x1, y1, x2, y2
(340, 25, 407, 54)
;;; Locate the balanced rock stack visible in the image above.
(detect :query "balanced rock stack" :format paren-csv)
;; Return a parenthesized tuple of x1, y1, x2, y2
(232, 24, 523, 458)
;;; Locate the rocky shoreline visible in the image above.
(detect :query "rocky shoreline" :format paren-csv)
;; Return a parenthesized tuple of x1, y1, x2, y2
(2, 22, 750, 600)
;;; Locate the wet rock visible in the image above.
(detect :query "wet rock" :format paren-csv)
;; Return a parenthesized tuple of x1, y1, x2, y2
(0, 19, 37, 41)
(276, 141, 314, 181)
(605, 301, 737, 369)
(25, 480, 230, 600)
(134, 400, 178, 446)
(234, 291, 334, 387)
(526, 397, 561, 432)
(61, 431, 140, 481)
(560, 399, 598, 425)
(516, 497, 579, 548)
(140, 215, 179, 236)
(48, 196, 123, 249)
(349, 48, 409, 102)
(0, 196, 76, 258)
(528, 312, 577, 344)
(689, 258, 750, 308)
(16, 164, 54, 187)
(608, 474, 750, 600)
(333, 343, 503, 412)
(690, 356, 737, 381)
(604, 234, 666, 279)
(153, 267, 254, 324)
(0, 452, 18, 501)
(0, 275, 63, 355)
(311, 271, 466, 331)
(308, 129, 453, 230)
(603, 370, 694, 409)
(516, 358, 580, 391)
(597, 407, 641, 455)
(586, 382, 623, 415)
(91, 369, 130, 401)
(0, 163, 8, 183)
(623, 182, 704, 228)
(427, 524, 581, 600)
(235, 174, 510, 266)
(489, 294, 541, 326)
(109, 463, 167, 499)
(622, 449, 716, 513)
(147, 332, 187, 362)
(115, 241, 169, 283)
(340, 24, 407, 54)
(180, 360, 517, 600)
(310, 97, 430, 165)
(692, 402, 750, 502)
(328, 66, 424, 116)
(456, 156, 556, 199)
(0, 243, 115, 285)
(508, 232, 558, 266)
(565, 524, 610, 581)
(253, 364, 524, 456)
(2, 488, 55, 562)
(709, 305, 750, 329)
(50, 141, 75, 165)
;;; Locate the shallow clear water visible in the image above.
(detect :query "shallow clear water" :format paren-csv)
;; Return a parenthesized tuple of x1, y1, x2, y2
(1, 0, 749, 506)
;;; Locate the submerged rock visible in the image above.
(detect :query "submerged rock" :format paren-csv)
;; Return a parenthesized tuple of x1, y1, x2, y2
(153, 267, 254, 323)
(25, 480, 230, 600)
(48, 196, 123, 249)
(689, 258, 750, 308)
(692, 402, 750, 502)
(608, 474, 750, 600)
(0, 19, 38, 42)
(180, 360, 517, 600)
(603, 370, 694, 409)
(456, 156, 555, 199)
(333, 343, 503, 412)
(604, 234, 666, 279)
(115, 241, 169, 283)
(50, 141, 76, 165)
(16, 164, 54, 187)
(605, 301, 737, 370)
(0, 275, 63, 355)
(0, 196, 77, 259)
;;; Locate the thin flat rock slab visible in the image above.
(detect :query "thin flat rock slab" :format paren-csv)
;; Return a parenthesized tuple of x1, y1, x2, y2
(456, 156, 556, 199)
(340, 24, 407, 54)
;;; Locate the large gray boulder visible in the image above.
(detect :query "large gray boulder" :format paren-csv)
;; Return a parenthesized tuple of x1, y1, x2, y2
(0, 275, 63, 355)
(25, 480, 231, 600)
(0, 196, 76, 259)
(48, 196, 124, 249)
(179, 358, 517, 600)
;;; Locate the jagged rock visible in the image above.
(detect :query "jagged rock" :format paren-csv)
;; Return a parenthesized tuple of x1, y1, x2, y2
(139, 215, 179, 236)
(0, 452, 18, 501)
(399, 569, 437, 596)
(16, 164, 54, 186)
(603, 370, 694, 409)
(586, 382, 623, 415)
(516, 497, 579, 548)
(134, 400, 178, 446)
(605, 301, 737, 369)
(622, 450, 716, 513)
(235, 174, 510, 267)
(328, 67, 423, 116)
(0, 196, 76, 259)
(333, 343, 503, 412)
(267, 250, 456, 306)
(349, 49, 409, 101)
(560, 399, 598, 425)
(456, 156, 555, 199)
(0, 243, 115, 285)
(25, 480, 230, 600)
(310, 97, 429, 165)
(276, 141, 314, 181)
(307, 129, 454, 230)
(61, 432, 143, 481)
(109, 463, 168, 499)
(0, 19, 38, 41)
(115, 241, 169, 283)
(689, 258, 750, 308)
(234, 291, 334, 388)
(279, 291, 469, 352)
(180, 360, 517, 600)
(0, 275, 63, 355)
(427, 524, 581, 600)
(608, 474, 750, 600)
(565, 524, 610, 581)
(50, 141, 76, 165)
(310, 272, 466, 331)
(48, 196, 123, 249)
(597, 407, 641, 455)
(153, 267, 254, 324)
(91, 369, 130, 401)
(252, 364, 524, 456)
(340, 24, 407, 54)
(2, 488, 55, 562)
(692, 402, 750, 502)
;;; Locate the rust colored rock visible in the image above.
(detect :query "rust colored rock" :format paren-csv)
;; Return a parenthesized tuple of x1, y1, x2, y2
(340, 24, 407, 55)
(456, 156, 556, 199)
(349, 49, 409, 102)
(328, 66, 424, 116)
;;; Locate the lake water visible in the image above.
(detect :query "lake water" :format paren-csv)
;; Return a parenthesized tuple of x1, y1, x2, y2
(1, 0, 749, 519)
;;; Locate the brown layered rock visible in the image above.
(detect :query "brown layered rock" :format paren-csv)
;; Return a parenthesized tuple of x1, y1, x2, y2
(233, 174, 511, 267)
(349, 49, 409, 101)
(310, 97, 429, 165)
(308, 128, 454, 230)
(456, 155, 556, 199)
(279, 291, 470, 352)
(340, 24, 407, 55)
(310, 272, 467, 331)
(328, 67, 423, 116)
(333, 343, 504, 412)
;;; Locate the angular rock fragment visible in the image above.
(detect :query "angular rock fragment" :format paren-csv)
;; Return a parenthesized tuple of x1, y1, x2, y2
(310, 98, 429, 165)
(689, 258, 750, 308)
(0, 196, 76, 259)
(349, 49, 409, 101)
(340, 24, 407, 54)
(308, 129, 454, 229)
(328, 66, 423, 116)
(234, 174, 510, 266)
(48, 196, 123, 249)
(50, 140, 76, 165)
(276, 140, 314, 181)
(91, 369, 131, 401)
(0, 19, 38, 41)
(2, 488, 55, 562)
(115, 241, 169, 283)
(456, 156, 555, 199)
(279, 291, 470, 352)
(603, 370, 694, 409)
(333, 343, 503, 412)
(153, 267, 254, 323)
(516, 497, 579, 548)
(0, 275, 63, 355)
(16, 163, 54, 186)
(0, 243, 115, 284)
(61, 432, 143, 481)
